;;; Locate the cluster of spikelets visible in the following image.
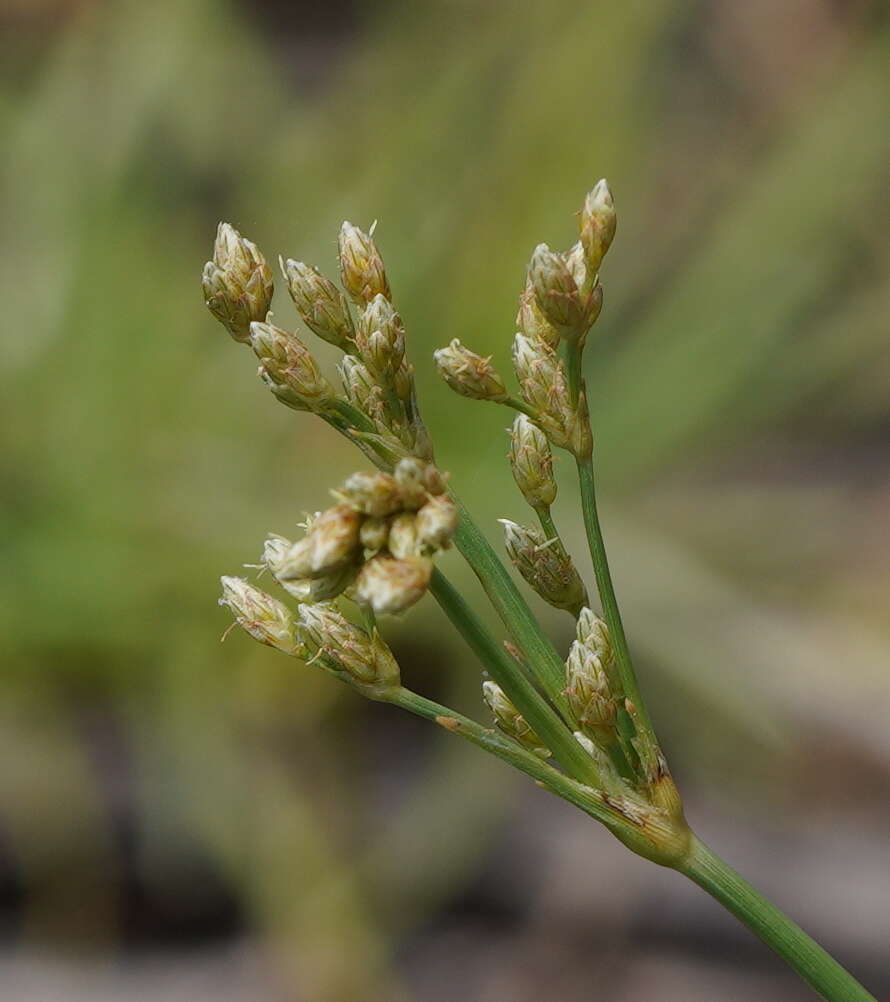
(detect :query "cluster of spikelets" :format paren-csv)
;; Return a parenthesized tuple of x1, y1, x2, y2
(203, 215, 431, 465)
(263, 459, 457, 616)
(202, 181, 655, 789)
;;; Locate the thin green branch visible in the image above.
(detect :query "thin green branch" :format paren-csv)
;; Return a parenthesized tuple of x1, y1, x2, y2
(384, 686, 672, 851)
(429, 569, 597, 785)
(450, 496, 575, 720)
(563, 343, 658, 745)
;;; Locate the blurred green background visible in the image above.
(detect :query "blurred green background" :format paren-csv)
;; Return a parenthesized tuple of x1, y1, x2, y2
(2, 0, 889, 999)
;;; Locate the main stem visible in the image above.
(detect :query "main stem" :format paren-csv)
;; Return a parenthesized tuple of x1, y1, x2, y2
(679, 839, 877, 1002)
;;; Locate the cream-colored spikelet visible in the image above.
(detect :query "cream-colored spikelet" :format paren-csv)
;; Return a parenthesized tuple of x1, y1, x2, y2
(297, 603, 400, 687)
(482, 681, 551, 759)
(280, 257, 354, 351)
(516, 280, 560, 348)
(219, 576, 301, 656)
(528, 243, 586, 336)
(355, 294, 406, 384)
(334, 471, 404, 517)
(509, 413, 557, 510)
(416, 494, 458, 551)
(202, 223, 274, 343)
(565, 640, 617, 748)
(433, 339, 509, 402)
(579, 179, 617, 277)
(500, 519, 587, 614)
(510, 332, 577, 450)
(249, 321, 335, 413)
(338, 221, 391, 305)
(355, 554, 433, 615)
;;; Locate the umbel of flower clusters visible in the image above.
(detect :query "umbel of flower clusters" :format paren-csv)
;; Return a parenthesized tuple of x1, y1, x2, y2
(264, 458, 457, 617)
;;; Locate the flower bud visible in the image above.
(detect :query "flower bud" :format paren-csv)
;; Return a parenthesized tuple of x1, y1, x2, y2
(219, 576, 301, 655)
(415, 494, 457, 552)
(354, 555, 433, 615)
(516, 280, 560, 348)
(338, 221, 390, 305)
(355, 294, 406, 382)
(579, 179, 616, 276)
(509, 414, 556, 509)
(500, 519, 587, 614)
(511, 333, 576, 451)
(387, 512, 420, 559)
(434, 339, 509, 402)
(280, 258, 354, 351)
(565, 639, 617, 746)
(202, 223, 274, 343)
(482, 681, 551, 758)
(250, 322, 335, 413)
(297, 603, 399, 686)
(334, 471, 403, 517)
(528, 243, 585, 335)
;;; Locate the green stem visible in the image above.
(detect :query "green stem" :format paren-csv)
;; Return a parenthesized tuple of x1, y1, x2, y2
(679, 838, 878, 1002)
(451, 497, 574, 720)
(384, 687, 673, 850)
(563, 344, 657, 743)
(429, 569, 598, 785)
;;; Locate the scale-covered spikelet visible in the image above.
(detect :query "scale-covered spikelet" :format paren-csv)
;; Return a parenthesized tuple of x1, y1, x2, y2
(338, 221, 391, 305)
(202, 223, 274, 343)
(280, 257, 354, 351)
(250, 321, 336, 413)
(297, 603, 400, 687)
(219, 577, 301, 656)
(500, 519, 587, 614)
(434, 339, 509, 402)
(482, 681, 551, 759)
(509, 414, 557, 510)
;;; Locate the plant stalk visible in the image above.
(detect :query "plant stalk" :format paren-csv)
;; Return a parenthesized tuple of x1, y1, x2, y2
(451, 497, 575, 720)
(429, 569, 598, 785)
(678, 838, 878, 1002)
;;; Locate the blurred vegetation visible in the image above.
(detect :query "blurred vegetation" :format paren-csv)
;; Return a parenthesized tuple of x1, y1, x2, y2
(1, 0, 889, 999)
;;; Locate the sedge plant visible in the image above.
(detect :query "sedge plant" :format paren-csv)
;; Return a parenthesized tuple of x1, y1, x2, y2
(204, 184, 877, 1002)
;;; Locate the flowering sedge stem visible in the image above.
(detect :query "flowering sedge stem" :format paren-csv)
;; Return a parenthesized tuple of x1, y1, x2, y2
(679, 839, 878, 1002)
(429, 569, 597, 784)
